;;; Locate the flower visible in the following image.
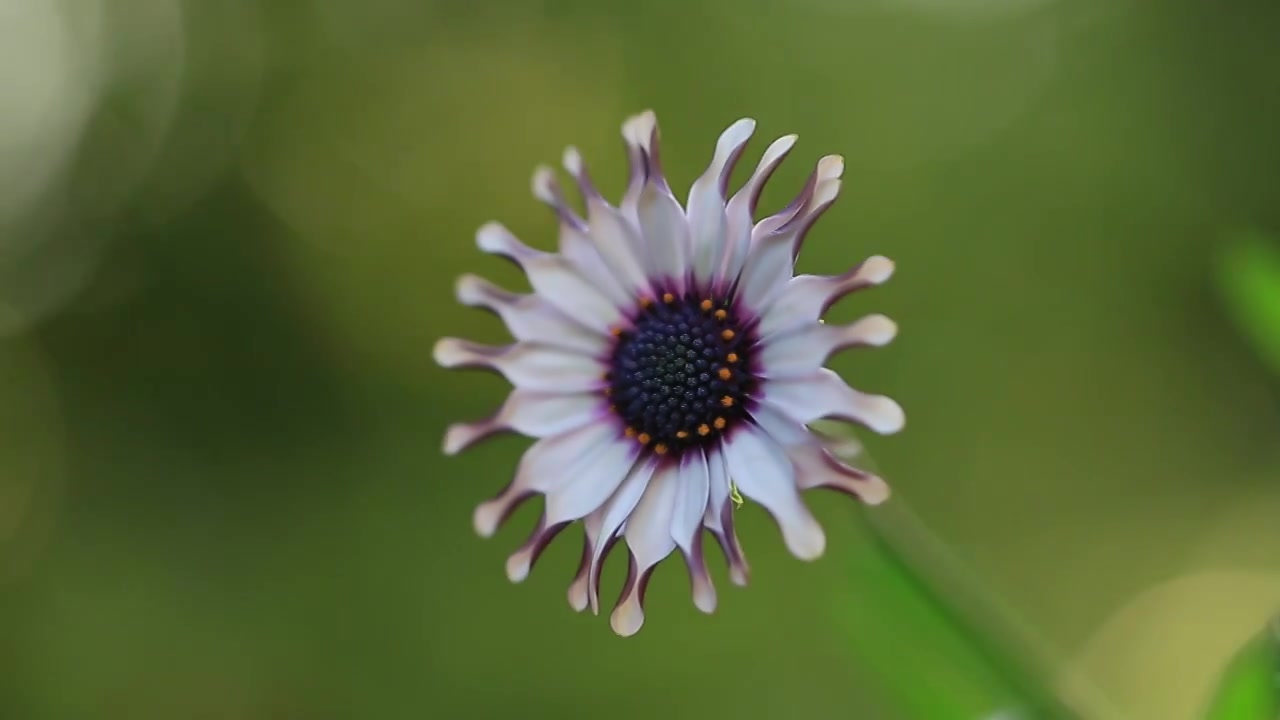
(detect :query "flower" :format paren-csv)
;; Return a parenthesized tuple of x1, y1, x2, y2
(434, 111, 904, 636)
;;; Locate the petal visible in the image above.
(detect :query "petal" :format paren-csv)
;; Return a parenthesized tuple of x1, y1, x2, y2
(670, 453, 716, 613)
(789, 441, 891, 506)
(442, 389, 604, 455)
(476, 222, 624, 333)
(735, 157, 843, 311)
(544, 438, 641, 525)
(721, 423, 826, 561)
(637, 181, 691, 287)
(756, 256, 896, 339)
(720, 134, 797, 284)
(620, 110, 661, 224)
(687, 118, 756, 285)
(432, 339, 606, 393)
(670, 452, 710, 555)
(760, 368, 905, 435)
(505, 513, 570, 583)
(531, 167, 633, 308)
(758, 314, 898, 378)
(531, 165, 586, 231)
(454, 274, 604, 355)
(564, 147, 653, 296)
(587, 458, 657, 613)
(472, 422, 622, 538)
(567, 533, 593, 612)
(702, 447, 749, 586)
(611, 461, 681, 636)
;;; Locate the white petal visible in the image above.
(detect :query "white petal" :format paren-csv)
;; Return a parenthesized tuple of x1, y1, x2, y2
(744, 399, 811, 447)
(475, 222, 623, 333)
(432, 339, 605, 393)
(531, 165, 586, 230)
(557, 223, 634, 309)
(504, 513, 569, 583)
(720, 134, 797, 284)
(736, 159, 843, 309)
(567, 533, 593, 612)
(472, 422, 622, 538)
(620, 110, 661, 225)
(563, 147, 652, 296)
(611, 461, 681, 636)
(687, 118, 756, 285)
(671, 453, 716, 613)
(544, 437, 641, 525)
(454, 274, 605, 355)
(789, 441, 891, 506)
(758, 314, 898, 378)
(442, 389, 604, 455)
(721, 423, 826, 561)
(587, 459, 656, 613)
(670, 452, 710, 555)
(637, 181, 691, 286)
(757, 256, 896, 339)
(702, 447, 749, 586)
(761, 368, 905, 435)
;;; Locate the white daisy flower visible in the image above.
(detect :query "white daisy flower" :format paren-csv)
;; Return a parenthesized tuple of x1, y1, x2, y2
(435, 111, 904, 636)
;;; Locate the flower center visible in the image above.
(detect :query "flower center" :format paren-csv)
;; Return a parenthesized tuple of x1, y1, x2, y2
(607, 291, 757, 456)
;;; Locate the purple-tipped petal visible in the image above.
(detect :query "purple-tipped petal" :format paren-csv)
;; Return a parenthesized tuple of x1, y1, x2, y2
(790, 441, 891, 506)
(472, 422, 624, 538)
(720, 134, 798, 284)
(454, 274, 603, 355)
(506, 514, 570, 583)
(432, 339, 606, 393)
(442, 389, 604, 455)
(687, 118, 756, 286)
(756, 256, 896, 339)
(721, 423, 826, 562)
(567, 533, 593, 612)
(475, 222, 624, 332)
(758, 314, 898, 378)
(703, 447, 750, 586)
(763, 368, 905, 436)
(610, 460, 681, 635)
(587, 459, 657, 613)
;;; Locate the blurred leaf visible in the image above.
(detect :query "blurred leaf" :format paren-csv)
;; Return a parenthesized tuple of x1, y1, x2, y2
(1217, 231, 1280, 375)
(1201, 621, 1279, 720)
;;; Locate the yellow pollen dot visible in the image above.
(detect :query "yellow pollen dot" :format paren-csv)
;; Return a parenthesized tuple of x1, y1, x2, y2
(663, 293, 675, 303)
(700, 299, 713, 311)
(676, 430, 689, 439)
(714, 417, 727, 430)
(625, 427, 637, 438)
(640, 296, 653, 308)
(727, 353, 739, 363)
(721, 329, 735, 340)
(654, 443, 668, 455)
(714, 309, 728, 321)
(637, 433, 651, 445)
(717, 367, 732, 380)
(698, 424, 711, 436)
(721, 395, 734, 407)
(603, 387, 612, 396)
(611, 327, 623, 337)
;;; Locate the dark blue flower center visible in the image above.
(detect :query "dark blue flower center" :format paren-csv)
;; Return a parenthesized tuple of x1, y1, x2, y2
(607, 291, 757, 456)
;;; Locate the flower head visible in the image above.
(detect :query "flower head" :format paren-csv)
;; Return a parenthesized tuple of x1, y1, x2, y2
(435, 111, 904, 636)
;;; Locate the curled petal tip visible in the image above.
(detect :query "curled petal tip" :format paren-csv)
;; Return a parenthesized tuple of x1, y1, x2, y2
(818, 154, 845, 180)
(567, 583, 589, 612)
(787, 526, 827, 562)
(562, 146, 584, 175)
(610, 603, 645, 637)
(863, 255, 895, 284)
(454, 274, 483, 305)
(432, 338, 464, 367)
(871, 397, 906, 435)
(531, 166, 557, 203)
(475, 222, 510, 253)
(857, 314, 898, 346)
(442, 423, 471, 455)
(861, 476, 892, 506)
(473, 500, 503, 538)
(505, 552, 532, 583)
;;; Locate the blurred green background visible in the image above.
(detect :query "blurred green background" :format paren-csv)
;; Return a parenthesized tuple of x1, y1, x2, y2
(3, 0, 1279, 718)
